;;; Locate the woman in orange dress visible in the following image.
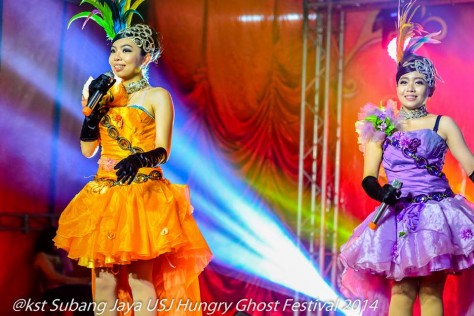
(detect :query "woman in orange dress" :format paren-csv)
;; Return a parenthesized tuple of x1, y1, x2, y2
(54, 22, 212, 316)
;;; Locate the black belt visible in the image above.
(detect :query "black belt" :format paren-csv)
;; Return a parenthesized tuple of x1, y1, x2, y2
(401, 188, 454, 203)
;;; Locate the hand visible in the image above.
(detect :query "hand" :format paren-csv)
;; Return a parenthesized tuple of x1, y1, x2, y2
(114, 155, 142, 185)
(89, 73, 115, 97)
(378, 184, 401, 206)
(114, 148, 168, 184)
(362, 176, 401, 206)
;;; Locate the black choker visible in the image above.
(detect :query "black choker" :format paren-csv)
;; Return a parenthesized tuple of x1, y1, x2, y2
(399, 105, 428, 120)
(124, 78, 150, 94)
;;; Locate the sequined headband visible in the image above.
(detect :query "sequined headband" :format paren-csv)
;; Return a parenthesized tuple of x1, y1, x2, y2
(401, 57, 436, 87)
(116, 24, 161, 62)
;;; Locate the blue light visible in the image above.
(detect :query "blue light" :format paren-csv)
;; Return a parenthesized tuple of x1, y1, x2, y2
(157, 79, 354, 315)
(2, 0, 353, 309)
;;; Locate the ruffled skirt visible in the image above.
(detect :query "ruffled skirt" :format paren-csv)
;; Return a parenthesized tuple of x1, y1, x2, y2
(54, 177, 212, 315)
(339, 195, 474, 315)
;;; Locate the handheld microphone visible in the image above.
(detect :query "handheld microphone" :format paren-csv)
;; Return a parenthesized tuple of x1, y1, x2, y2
(368, 179, 403, 230)
(82, 71, 116, 117)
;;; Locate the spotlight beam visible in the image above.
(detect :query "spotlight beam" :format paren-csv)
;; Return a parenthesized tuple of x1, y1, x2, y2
(162, 95, 356, 315)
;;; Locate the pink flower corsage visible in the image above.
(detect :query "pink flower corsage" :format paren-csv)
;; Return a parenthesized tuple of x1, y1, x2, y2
(355, 99, 400, 152)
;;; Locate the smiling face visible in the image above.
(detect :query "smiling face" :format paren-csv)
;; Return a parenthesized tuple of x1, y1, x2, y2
(109, 38, 148, 84)
(396, 71, 430, 110)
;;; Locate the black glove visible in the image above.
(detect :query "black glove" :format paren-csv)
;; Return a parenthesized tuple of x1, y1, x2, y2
(89, 73, 115, 97)
(80, 74, 115, 142)
(80, 106, 109, 141)
(362, 176, 400, 206)
(114, 147, 168, 184)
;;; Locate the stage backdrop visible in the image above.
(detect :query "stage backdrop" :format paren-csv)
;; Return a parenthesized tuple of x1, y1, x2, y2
(1, 0, 474, 315)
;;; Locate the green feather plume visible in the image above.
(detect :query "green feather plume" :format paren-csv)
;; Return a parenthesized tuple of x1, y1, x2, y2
(68, 0, 145, 40)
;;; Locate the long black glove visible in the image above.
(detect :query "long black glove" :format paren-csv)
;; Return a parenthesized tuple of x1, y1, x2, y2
(114, 147, 168, 184)
(362, 176, 400, 206)
(80, 106, 109, 141)
(80, 74, 114, 141)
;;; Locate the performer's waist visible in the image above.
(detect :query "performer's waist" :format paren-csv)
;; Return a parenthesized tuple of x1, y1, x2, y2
(95, 168, 164, 187)
(400, 188, 454, 204)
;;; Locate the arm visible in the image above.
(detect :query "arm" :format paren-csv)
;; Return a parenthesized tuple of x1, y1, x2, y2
(361, 140, 399, 205)
(34, 253, 89, 285)
(80, 96, 100, 158)
(79, 74, 114, 158)
(80, 141, 100, 158)
(440, 116, 474, 176)
(363, 140, 384, 178)
(150, 87, 174, 155)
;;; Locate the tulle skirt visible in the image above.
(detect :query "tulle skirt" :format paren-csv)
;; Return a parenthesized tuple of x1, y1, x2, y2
(339, 195, 474, 315)
(54, 177, 212, 315)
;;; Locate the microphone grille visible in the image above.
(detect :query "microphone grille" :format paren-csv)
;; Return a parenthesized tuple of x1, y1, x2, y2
(392, 179, 403, 189)
(105, 71, 115, 78)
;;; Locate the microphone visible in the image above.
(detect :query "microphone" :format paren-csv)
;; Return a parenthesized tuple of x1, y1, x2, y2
(368, 179, 403, 230)
(82, 71, 116, 116)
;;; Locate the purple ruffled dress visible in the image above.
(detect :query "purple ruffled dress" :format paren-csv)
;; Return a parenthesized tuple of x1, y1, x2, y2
(339, 129, 474, 315)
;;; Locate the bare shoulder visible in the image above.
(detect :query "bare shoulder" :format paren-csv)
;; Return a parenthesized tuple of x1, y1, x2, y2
(148, 87, 172, 101)
(439, 115, 459, 129)
(146, 87, 173, 111)
(437, 115, 462, 140)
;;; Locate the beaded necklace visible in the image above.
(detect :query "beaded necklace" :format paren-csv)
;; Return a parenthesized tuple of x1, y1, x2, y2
(399, 105, 428, 120)
(124, 78, 150, 94)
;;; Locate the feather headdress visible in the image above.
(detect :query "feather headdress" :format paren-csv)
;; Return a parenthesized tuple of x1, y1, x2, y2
(68, 0, 161, 62)
(68, 0, 146, 40)
(395, 0, 441, 88)
(396, 0, 440, 64)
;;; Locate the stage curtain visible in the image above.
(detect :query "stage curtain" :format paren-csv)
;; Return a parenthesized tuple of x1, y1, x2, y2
(149, 0, 303, 222)
(1, 0, 474, 315)
(147, 1, 474, 315)
(147, 1, 304, 313)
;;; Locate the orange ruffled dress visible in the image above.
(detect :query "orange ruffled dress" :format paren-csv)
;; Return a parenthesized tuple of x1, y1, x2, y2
(54, 104, 212, 313)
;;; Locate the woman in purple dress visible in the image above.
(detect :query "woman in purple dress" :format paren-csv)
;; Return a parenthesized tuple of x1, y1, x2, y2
(339, 2, 474, 316)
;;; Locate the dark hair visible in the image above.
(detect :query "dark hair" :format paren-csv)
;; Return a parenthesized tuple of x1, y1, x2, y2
(396, 54, 435, 97)
(34, 226, 58, 255)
